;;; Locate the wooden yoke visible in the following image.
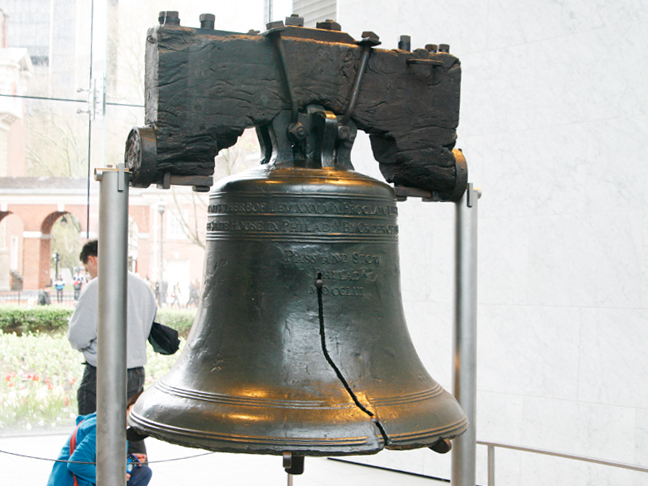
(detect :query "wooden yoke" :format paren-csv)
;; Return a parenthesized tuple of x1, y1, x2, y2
(125, 13, 466, 201)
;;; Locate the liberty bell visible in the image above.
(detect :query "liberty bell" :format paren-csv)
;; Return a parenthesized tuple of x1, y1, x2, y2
(125, 13, 469, 459)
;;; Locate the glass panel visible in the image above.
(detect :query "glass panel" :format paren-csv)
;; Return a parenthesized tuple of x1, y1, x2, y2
(1, 0, 285, 438)
(4, 0, 92, 102)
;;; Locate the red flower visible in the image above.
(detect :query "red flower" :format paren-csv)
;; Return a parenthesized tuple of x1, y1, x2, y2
(8, 382, 14, 387)
(63, 396, 70, 407)
(32, 374, 39, 382)
(47, 383, 53, 390)
(4, 374, 11, 381)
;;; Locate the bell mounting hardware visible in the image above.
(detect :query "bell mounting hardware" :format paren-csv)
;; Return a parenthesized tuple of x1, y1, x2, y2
(125, 12, 467, 202)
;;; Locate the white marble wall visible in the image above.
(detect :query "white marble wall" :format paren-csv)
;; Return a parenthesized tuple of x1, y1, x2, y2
(336, 0, 648, 484)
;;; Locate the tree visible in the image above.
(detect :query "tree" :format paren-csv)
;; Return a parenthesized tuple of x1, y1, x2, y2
(50, 215, 83, 275)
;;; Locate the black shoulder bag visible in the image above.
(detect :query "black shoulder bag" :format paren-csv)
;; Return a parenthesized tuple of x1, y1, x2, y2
(148, 322, 180, 355)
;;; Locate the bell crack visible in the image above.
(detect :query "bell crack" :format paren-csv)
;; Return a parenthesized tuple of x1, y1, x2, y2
(315, 274, 391, 446)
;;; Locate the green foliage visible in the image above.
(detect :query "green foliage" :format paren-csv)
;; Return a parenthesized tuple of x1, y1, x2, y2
(0, 303, 193, 435)
(0, 305, 197, 336)
(155, 308, 196, 337)
(0, 331, 183, 436)
(51, 216, 83, 275)
(0, 305, 73, 334)
(0, 332, 83, 433)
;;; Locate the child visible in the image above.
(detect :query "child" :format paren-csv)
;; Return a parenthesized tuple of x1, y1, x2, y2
(46, 392, 152, 486)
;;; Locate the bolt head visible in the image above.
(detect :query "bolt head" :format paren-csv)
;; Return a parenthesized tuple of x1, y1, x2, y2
(158, 11, 180, 25)
(317, 19, 341, 31)
(285, 14, 304, 27)
(266, 20, 285, 30)
(359, 31, 381, 47)
(288, 122, 307, 141)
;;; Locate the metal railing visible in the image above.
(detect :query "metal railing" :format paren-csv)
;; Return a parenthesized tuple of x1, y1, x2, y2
(0, 290, 77, 306)
(477, 440, 648, 486)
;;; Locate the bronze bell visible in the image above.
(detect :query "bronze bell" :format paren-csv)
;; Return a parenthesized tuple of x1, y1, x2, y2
(129, 105, 468, 456)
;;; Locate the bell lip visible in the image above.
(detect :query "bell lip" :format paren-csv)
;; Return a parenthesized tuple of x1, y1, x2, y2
(128, 410, 468, 456)
(128, 382, 469, 457)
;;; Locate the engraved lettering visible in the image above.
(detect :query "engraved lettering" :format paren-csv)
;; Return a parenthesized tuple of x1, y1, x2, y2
(283, 250, 318, 264)
(206, 221, 229, 231)
(309, 285, 364, 297)
(208, 202, 267, 214)
(352, 253, 381, 265)
(314, 267, 369, 282)
(321, 253, 348, 264)
(210, 200, 397, 217)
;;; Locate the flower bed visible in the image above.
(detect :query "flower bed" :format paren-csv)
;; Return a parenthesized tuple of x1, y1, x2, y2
(0, 331, 182, 436)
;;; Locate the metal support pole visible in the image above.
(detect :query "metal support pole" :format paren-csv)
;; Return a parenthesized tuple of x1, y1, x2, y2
(158, 203, 165, 299)
(96, 164, 130, 486)
(487, 445, 495, 486)
(451, 183, 479, 486)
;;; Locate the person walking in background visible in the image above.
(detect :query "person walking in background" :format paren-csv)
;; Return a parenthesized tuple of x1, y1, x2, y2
(170, 282, 181, 308)
(38, 285, 52, 306)
(186, 279, 200, 308)
(72, 268, 86, 301)
(54, 275, 65, 303)
(67, 240, 157, 455)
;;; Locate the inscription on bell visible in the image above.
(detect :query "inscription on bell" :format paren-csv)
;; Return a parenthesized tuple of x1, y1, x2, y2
(309, 285, 364, 297)
(283, 250, 381, 267)
(206, 218, 399, 236)
(208, 200, 398, 217)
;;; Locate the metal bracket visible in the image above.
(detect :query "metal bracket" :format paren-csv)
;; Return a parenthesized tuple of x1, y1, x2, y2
(312, 110, 339, 168)
(467, 184, 482, 208)
(117, 163, 126, 192)
(282, 452, 305, 475)
(94, 165, 131, 183)
(340, 32, 380, 126)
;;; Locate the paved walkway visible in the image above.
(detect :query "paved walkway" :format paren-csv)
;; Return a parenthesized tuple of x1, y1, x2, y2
(1, 433, 448, 486)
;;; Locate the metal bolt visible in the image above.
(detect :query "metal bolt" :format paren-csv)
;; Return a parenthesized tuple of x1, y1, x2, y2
(361, 31, 380, 42)
(266, 20, 284, 30)
(398, 35, 411, 52)
(285, 14, 304, 27)
(337, 125, 351, 140)
(158, 11, 180, 26)
(439, 43, 450, 53)
(317, 19, 342, 31)
(425, 44, 438, 53)
(288, 122, 307, 142)
(199, 13, 215, 30)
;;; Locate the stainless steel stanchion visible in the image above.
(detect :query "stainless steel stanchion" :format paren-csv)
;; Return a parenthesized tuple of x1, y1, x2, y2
(451, 183, 480, 486)
(96, 164, 130, 486)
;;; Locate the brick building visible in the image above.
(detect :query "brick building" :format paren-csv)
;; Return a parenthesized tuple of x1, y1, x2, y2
(0, 176, 207, 297)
